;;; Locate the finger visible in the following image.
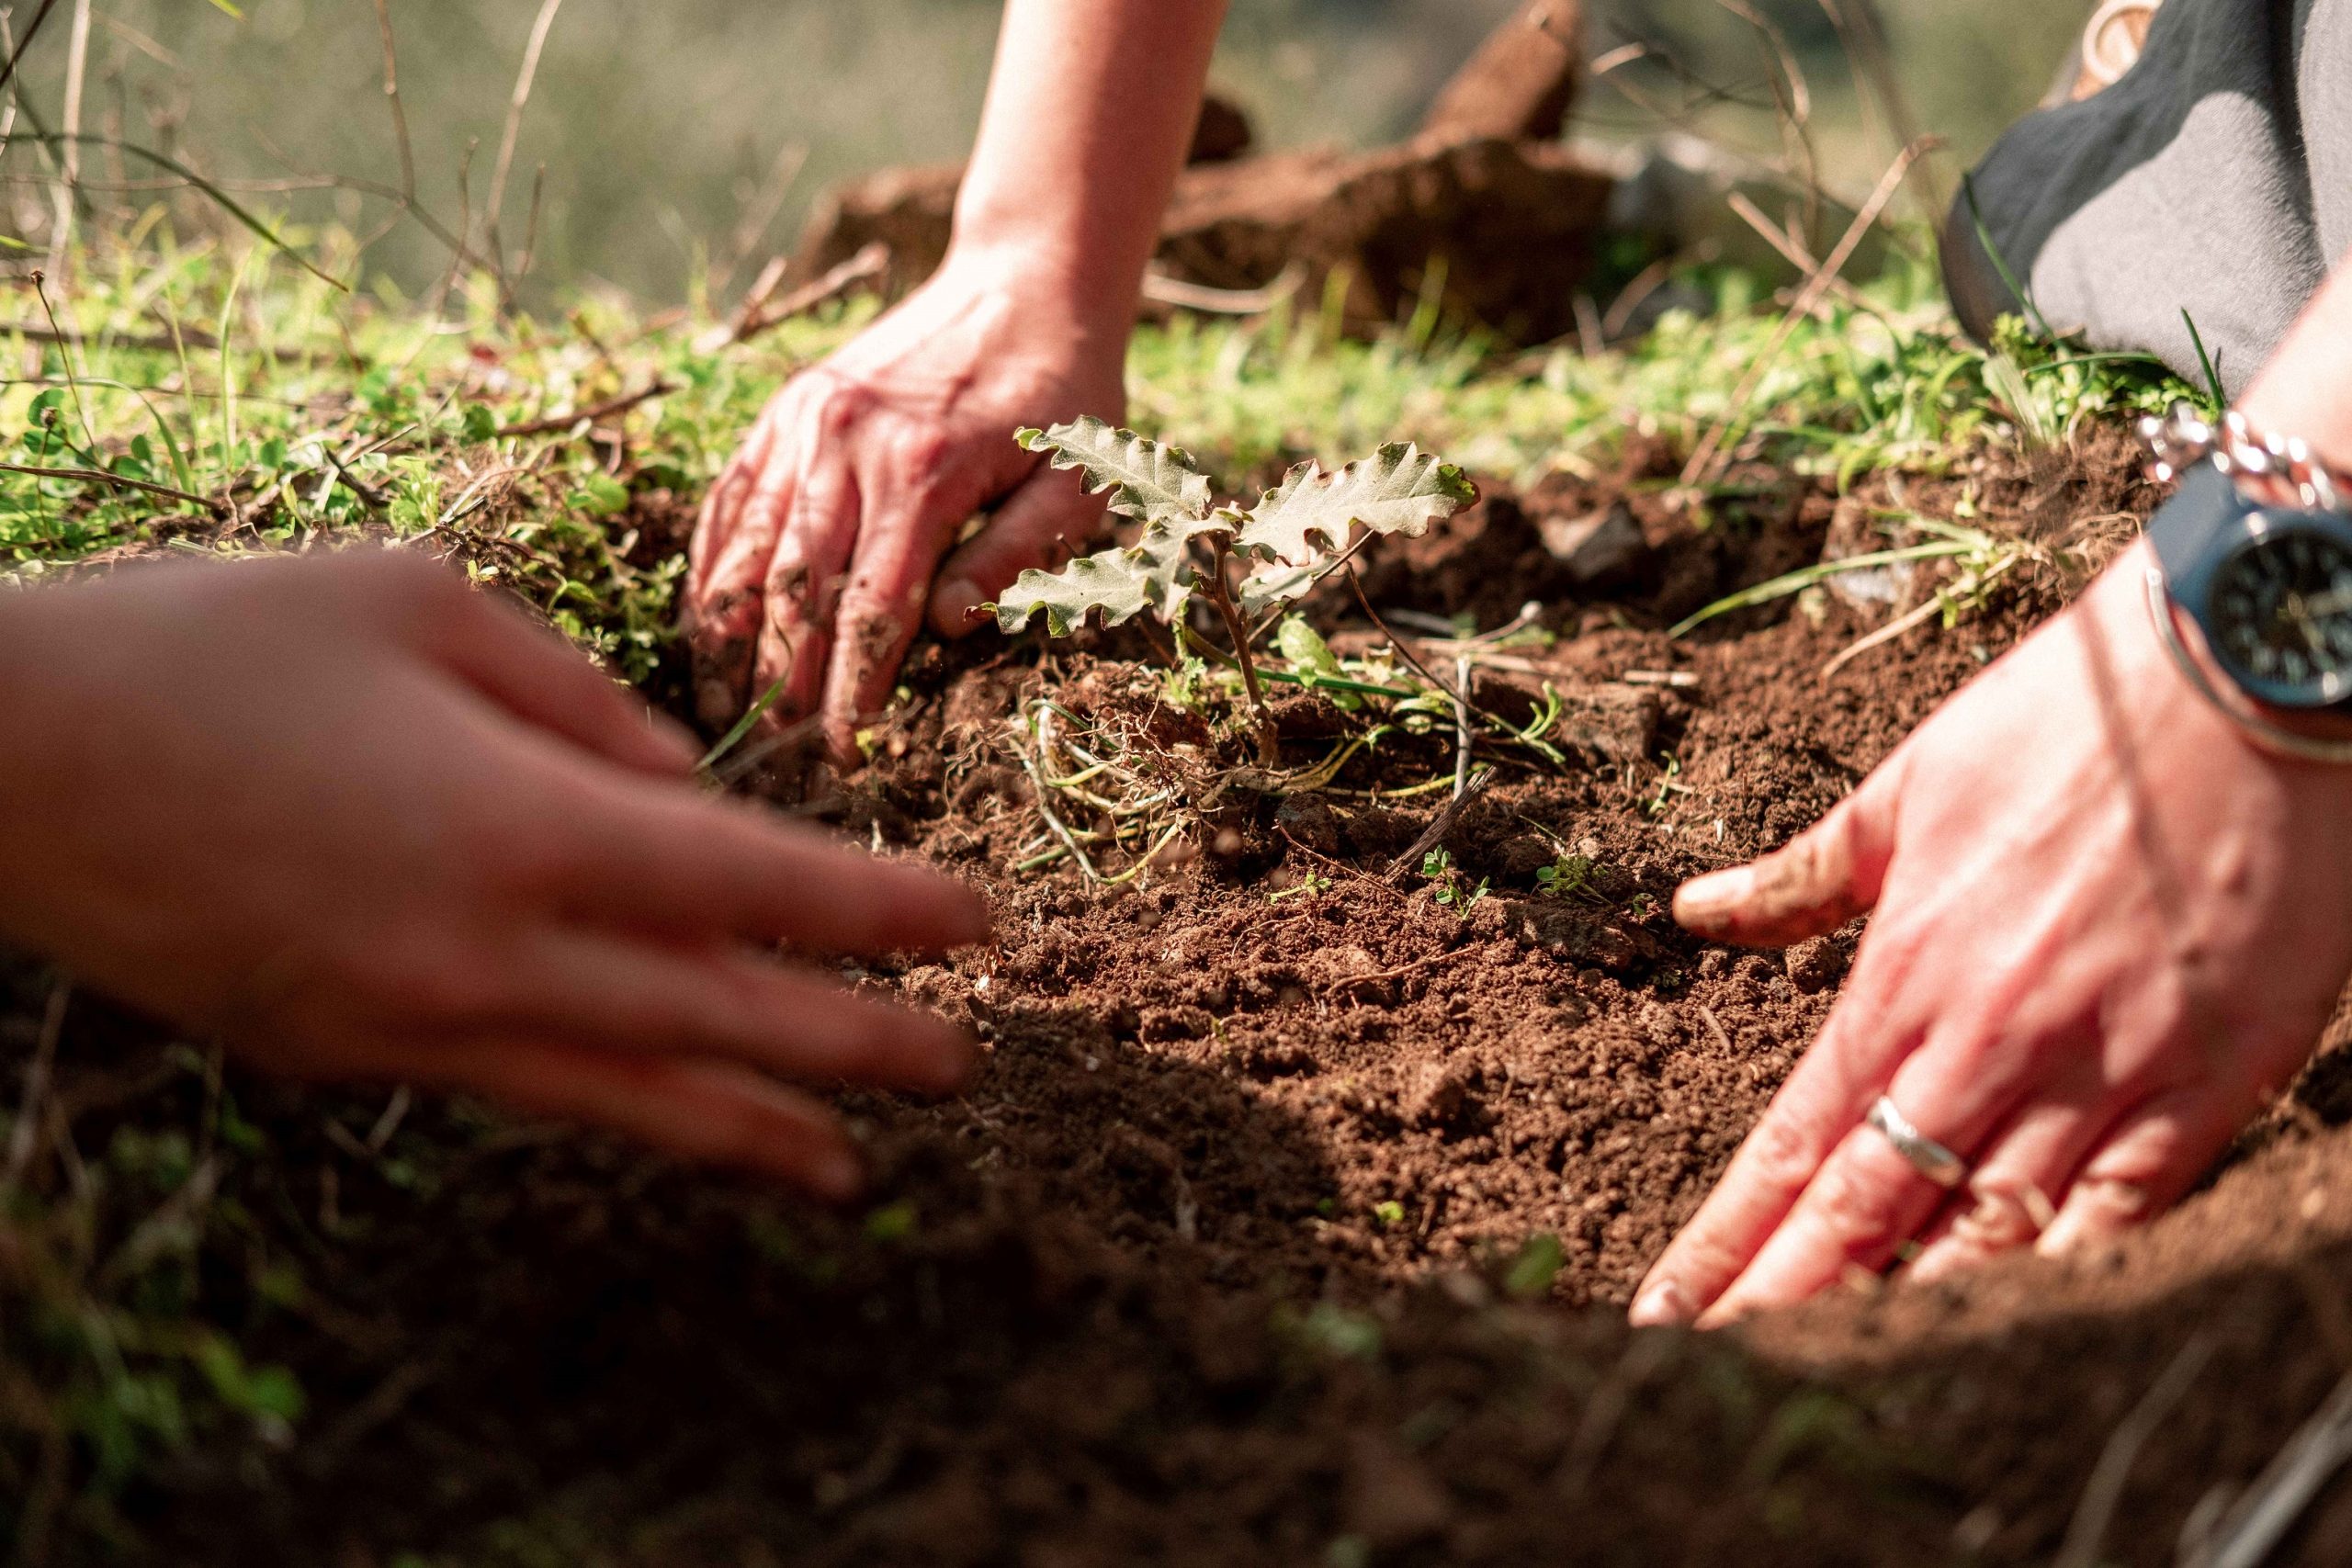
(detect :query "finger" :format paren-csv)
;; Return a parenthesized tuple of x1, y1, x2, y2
(443, 1037, 865, 1197)
(490, 929, 974, 1094)
(544, 777, 993, 955)
(1905, 1097, 2099, 1283)
(684, 414, 784, 728)
(2037, 1089, 2238, 1258)
(813, 491, 997, 766)
(818, 430, 1011, 766)
(1629, 1004, 1905, 1326)
(1674, 764, 1901, 947)
(1698, 1021, 2072, 1323)
(752, 434, 863, 735)
(928, 465, 1109, 638)
(426, 577, 698, 777)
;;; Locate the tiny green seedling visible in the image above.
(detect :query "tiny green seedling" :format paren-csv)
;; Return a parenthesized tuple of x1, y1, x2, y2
(993, 417, 1475, 762)
(1419, 847, 1489, 914)
(1270, 871, 1334, 903)
(1372, 1200, 1407, 1228)
(1535, 853, 1600, 902)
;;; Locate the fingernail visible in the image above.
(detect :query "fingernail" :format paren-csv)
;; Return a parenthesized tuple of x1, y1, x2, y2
(1628, 1279, 1690, 1326)
(812, 1147, 865, 1202)
(1951, 1181, 2051, 1252)
(1673, 868, 1753, 931)
(936, 578, 984, 616)
(2036, 1179, 2148, 1258)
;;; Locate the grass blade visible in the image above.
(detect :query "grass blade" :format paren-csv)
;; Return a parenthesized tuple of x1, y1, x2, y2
(1961, 172, 2054, 344)
(1668, 539, 1975, 638)
(21, 131, 344, 288)
(2181, 309, 2226, 417)
(695, 678, 789, 775)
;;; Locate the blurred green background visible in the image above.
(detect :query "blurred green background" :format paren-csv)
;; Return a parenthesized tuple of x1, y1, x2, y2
(4, 0, 2083, 303)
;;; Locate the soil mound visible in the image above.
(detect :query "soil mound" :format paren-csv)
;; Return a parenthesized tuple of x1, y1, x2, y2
(20, 434, 2352, 1565)
(775, 3, 1608, 343)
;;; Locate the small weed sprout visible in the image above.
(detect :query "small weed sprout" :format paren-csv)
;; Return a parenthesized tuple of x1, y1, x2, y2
(1534, 853, 1600, 901)
(1418, 847, 1489, 913)
(1270, 871, 1334, 903)
(1372, 1200, 1407, 1228)
(993, 418, 1476, 763)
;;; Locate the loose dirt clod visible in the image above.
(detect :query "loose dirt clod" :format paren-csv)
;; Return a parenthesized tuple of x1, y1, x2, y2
(1417, 0, 1584, 144)
(782, 111, 1615, 344)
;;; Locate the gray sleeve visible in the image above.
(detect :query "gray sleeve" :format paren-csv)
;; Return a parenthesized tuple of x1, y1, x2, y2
(1943, 0, 2329, 397)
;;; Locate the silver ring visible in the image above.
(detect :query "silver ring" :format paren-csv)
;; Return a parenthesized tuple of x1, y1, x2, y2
(1865, 1096, 1967, 1189)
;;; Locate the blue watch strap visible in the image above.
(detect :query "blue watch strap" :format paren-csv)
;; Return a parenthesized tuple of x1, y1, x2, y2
(2145, 459, 2246, 591)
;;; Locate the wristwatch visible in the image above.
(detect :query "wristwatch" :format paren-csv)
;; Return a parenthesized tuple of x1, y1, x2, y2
(2141, 406, 2352, 754)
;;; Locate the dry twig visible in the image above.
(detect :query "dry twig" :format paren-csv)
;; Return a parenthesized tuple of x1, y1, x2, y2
(0, 459, 213, 508)
(707, 241, 888, 351)
(1679, 134, 1939, 490)
(494, 378, 673, 437)
(2180, 1371, 2352, 1568)
(483, 0, 566, 270)
(1383, 767, 1496, 883)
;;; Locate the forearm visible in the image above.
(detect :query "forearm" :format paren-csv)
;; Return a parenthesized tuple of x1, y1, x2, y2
(948, 0, 1227, 331)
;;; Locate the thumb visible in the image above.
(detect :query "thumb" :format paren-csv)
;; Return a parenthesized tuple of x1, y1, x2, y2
(927, 468, 1110, 638)
(1674, 764, 1899, 947)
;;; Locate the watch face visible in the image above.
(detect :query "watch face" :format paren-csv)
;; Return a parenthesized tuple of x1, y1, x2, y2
(2209, 525, 2352, 704)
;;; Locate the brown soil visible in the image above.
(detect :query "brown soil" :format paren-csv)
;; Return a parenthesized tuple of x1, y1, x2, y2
(14, 429, 2352, 1567)
(786, 139, 1612, 346)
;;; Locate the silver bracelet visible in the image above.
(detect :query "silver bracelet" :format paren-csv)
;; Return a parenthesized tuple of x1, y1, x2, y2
(2142, 403, 2352, 513)
(2141, 565, 2352, 764)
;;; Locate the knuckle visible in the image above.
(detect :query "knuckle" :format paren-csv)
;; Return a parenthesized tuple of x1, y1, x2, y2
(1811, 1158, 1905, 1258)
(1744, 1111, 1820, 1190)
(474, 818, 583, 904)
(813, 389, 866, 445)
(326, 929, 498, 1028)
(896, 430, 953, 480)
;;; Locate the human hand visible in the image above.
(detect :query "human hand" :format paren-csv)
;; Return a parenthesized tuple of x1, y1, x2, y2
(684, 246, 1128, 765)
(0, 552, 990, 1197)
(1631, 544, 2352, 1326)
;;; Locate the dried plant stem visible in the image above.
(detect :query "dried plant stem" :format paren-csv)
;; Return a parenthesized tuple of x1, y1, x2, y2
(2053, 1333, 2213, 1568)
(484, 0, 565, 269)
(1815, 0, 1946, 226)
(0, 0, 60, 104)
(43, 0, 87, 277)
(1679, 134, 1938, 490)
(1204, 538, 1279, 764)
(493, 378, 673, 437)
(371, 0, 416, 205)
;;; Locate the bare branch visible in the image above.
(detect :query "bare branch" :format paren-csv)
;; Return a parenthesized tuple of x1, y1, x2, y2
(483, 0, 565, 270)
(371, 0, 416, 205)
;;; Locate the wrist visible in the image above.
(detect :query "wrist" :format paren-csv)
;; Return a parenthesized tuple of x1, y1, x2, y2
(934, 220, 1143, 344)
(2120, 539, 2352, 763)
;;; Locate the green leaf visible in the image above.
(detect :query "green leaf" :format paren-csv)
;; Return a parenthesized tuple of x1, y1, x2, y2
(573, 472, 629, 518)
(1272, 615, 1362, 709)
(1016, 417, 1213, 527)
(1501, 1233, 1566, 1300)
(1275, 615, 1342, 681)
(1238, 558, 1318, 618)
(994, 514, 1217, 636)
(1234, 443, 1475, 568)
